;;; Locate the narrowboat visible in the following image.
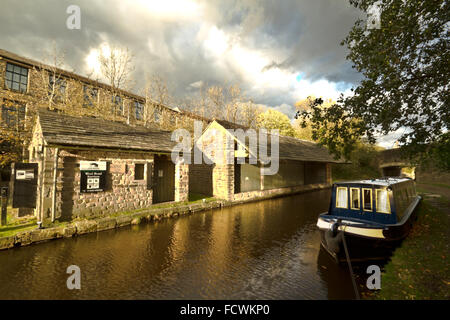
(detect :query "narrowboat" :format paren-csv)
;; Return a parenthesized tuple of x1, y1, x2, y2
(317, 178, 422, 263)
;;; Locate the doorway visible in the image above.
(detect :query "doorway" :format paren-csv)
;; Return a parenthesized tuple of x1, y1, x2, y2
(153, 155, 175, 203)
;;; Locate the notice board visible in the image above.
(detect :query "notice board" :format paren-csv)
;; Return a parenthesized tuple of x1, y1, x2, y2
(80, 161, 107, 193)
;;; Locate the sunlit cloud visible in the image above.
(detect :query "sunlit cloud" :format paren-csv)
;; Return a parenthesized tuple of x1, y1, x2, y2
(84, 43, 120, 79)
(200, 25, 230, 58)
(85, 48, 101, 76)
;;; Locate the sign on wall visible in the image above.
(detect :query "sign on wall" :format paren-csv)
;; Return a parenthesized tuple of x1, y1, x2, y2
(80, 161, 107, 193)
(16, 169, 35, 180)
(12, 163, 38, 208)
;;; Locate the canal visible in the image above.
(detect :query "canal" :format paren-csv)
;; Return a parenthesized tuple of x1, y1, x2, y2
(0, 189, 364, 299)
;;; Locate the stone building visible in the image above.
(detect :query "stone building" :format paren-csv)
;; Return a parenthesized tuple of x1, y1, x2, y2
(0, 48, 196, 127)
(190, 120, 344, 201)
(0, 48, 201, 183)
(29, 109, 188, 222)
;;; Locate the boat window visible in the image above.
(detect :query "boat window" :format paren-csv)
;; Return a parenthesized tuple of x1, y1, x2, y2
(350, 188, 360, 210)
(362, 188, 372, 211)
(336, 187, 348, 208)
(376, 189, 391, 214)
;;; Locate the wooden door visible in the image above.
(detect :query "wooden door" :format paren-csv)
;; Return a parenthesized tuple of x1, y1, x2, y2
(153, 155, 175, 203)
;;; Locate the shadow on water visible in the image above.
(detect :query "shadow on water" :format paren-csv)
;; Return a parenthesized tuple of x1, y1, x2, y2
(0, 189, 369, 300)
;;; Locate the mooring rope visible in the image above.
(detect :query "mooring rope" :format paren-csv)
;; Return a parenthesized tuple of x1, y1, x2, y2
(341, 226, 360, 300)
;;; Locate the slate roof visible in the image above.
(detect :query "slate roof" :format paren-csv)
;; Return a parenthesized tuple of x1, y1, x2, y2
(270, 134, 345, 163)
(37, 109, 176, 153)
(214, 120, 345, 164)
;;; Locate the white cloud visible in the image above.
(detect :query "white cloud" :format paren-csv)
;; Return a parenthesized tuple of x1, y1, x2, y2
(135, 0, 203, 21)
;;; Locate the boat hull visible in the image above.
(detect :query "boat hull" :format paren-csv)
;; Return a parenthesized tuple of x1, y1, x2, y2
(317, 203, 419, 263)
(319, 229, 402, 263)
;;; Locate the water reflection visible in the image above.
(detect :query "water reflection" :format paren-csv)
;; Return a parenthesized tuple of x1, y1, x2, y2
(0, 189, 358, 300)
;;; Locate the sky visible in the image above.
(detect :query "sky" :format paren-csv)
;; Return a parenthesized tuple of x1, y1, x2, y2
(0, 0, 397, 148)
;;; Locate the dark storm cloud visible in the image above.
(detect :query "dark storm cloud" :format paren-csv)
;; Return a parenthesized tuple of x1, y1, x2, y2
(0, 0, 363, 109)
(200, 0, 363, 82)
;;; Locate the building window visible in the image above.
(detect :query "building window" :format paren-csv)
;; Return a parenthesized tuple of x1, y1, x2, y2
(5, 63, 28, 93)
(112, 95, 123, 114)
(135, 101, 144, 120)
(350, 188, 360, 210)
(83, 85, 98, 107)
(48, 75, 67, 101)
(1, 102, 26, 129)
(135, 163, 145, 180)
(376, 189, 391, 214)
(336, 187, 348, 209)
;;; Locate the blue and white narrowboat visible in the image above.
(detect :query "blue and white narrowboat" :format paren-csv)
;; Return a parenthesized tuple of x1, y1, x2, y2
(317, 178, 422, 263)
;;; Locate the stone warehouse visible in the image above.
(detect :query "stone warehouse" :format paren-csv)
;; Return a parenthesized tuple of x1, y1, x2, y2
(0, 48, 206, 186)
(189, 120, 344, 201)
(28, 109, 188, 222)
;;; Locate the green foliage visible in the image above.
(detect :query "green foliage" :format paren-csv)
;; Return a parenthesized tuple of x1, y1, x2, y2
(298, 0, 449, 166)
(0, 103, 28, 167)
(297, 97, 364, 159)
(426, 132, 450, 171)
(332, 140, 382, 181)
(256, 109, 296, 137)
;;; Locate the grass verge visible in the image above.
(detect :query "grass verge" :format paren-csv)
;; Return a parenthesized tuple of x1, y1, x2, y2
(369, 196, 449, 299)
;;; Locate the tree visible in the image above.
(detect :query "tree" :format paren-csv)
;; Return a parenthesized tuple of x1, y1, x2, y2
(98, 44, 134, 121)
(0, 99, 26, 167)
(239, 100, 263, 129)
(183, 82, 257, 126)
(298, 0, 449, 168)
(0, 45, 78, 166)
(256, 109, 296, 137)
(142, 74, 171, 128)
(293, 96, 334, 141)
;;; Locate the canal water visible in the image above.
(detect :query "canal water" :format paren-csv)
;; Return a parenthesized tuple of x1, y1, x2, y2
(0, 189, 365, 299)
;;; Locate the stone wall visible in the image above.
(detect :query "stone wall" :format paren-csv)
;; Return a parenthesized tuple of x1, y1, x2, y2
(0, 54, 199, 134)
(195, 122, 236, 200)
(32, 144, 190, 221)
(0, 59, 5, 89)
(213, 164, 234, 200)
(175, 160, 189, 202)
(53, 149, 154, 220)
(233, 183, 330, 202)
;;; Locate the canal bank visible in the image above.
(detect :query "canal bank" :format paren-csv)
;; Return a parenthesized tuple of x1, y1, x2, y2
(364, 183, 450, 300)
(0, 183, 330, 251)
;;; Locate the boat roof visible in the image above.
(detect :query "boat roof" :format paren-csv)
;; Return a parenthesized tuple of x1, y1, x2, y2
(334, 177, 412, 187)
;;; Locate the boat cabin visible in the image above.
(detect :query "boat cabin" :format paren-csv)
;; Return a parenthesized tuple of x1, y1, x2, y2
(329, 178, 417, 225)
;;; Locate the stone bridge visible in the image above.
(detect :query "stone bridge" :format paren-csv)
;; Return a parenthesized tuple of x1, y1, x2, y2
(379, 148, 415, 178)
